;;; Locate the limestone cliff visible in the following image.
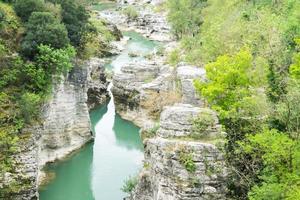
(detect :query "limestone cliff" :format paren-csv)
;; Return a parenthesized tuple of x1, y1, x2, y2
(129, 104, 227, 200)
(1, 59, 108, 200)
(38, 62, 93, 167)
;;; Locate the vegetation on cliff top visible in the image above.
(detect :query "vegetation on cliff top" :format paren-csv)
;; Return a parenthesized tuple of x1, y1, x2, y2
(167, 0, 300, 199)
(0, 0, 111, 196)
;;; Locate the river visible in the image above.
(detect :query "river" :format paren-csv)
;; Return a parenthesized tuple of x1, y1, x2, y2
(39, 26, 158, 200)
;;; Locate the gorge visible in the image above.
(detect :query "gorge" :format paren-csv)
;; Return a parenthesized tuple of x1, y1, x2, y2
(2, 0, 300, 199)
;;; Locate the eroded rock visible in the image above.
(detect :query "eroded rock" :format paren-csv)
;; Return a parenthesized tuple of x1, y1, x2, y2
(87, 58, 110, 110)
(129, 104, 227, 200)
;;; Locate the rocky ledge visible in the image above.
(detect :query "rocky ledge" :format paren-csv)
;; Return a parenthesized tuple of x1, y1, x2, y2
(112, 60, 206, 128)
(112, 58, 177, 127)
(99, 0, 172, 42)
(128, 104, 227, 200)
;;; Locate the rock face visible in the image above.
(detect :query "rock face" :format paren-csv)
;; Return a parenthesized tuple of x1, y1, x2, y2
(176, 64, 206, 106)
(87, 58, 110, 110)
(129, 104, 227, 200)
(38, 63, 93, 167)
(1, 128, 40, 200)
(157, 104, 220, 138)
(2, 58, 109, 200)
(99, 1, 171, 42)
(112, 59, 177, 126)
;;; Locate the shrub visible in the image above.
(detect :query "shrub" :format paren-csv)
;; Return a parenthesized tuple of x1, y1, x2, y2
(13, 0, 45, 22)
(0, 2, 21, 48)
(19, 92, 41, 123)
(167, 0, 206, 39)
(35, 44, 76, 78)
(123, 6, 139, 20)
(178, 148, 196, 173)
(192, 110, 215, 138)
(142, 123, 160, 140)
(141, 90, 181, 119)
(60, 0, 92, 47)
(167, 49, 180, 66)
(121, 175, 138, 194)
(21, 12, 70, 58)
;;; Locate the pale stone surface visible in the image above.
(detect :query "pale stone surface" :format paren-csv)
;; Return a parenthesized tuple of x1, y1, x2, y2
(3, 59, 109, 200)
(38, 64, 93, 168)
(128, 104, 227, 200)
(176, 64, 206, 106)
(0, 127, 40, 200)
(99, 1, 172, 42)
(87, 58, 110, 109)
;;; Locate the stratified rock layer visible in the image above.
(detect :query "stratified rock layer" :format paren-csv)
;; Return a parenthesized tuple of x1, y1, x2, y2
(129, 104, 227, 200)
(2, 58, 109, 200)
(87, 58, 110, 110)
(38, 63, 93, 167)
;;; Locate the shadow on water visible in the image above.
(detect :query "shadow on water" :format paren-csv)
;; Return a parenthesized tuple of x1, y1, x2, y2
(90, 104, 108, 134)
(113, 114, 144, 151)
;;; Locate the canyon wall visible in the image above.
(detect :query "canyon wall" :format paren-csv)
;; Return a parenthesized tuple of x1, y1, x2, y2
(2, 59, 108, 200)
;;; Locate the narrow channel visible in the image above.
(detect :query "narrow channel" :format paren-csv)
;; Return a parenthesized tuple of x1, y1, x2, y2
(39, 31, 158, 200)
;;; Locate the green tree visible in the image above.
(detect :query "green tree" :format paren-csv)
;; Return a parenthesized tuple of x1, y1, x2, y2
(167, 0, 206, 39)
(195, 49, 269, 198)
(289, 39, 300, 80)
(21, 12, 69, 58)
(60, 0, 93, 47)
(241, 129, 300, 200)
(13, 0, 45, 21)
(19, 92, 41, 123)
(35, 44, 76, 79)
(0, 2, 21, 48)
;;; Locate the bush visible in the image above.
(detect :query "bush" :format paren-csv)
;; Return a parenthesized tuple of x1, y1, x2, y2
(60, 0, 92, 47)
(178, 148, 196, 173)
(192, 110, 215, 138)
(21, 12, 70, 58)
(289, 39, 300, 80)
(121, 175, 138, 194)
(167, 0, 206, 39)
(167, 49, 181, 66)
(0, 2, 21, 47)
(19, 92, 41, 123)
(35, 44, 76, 79)
(13, 0, 45, 21)
(241, 129, 300, 200)
(122, 6, 139, 20)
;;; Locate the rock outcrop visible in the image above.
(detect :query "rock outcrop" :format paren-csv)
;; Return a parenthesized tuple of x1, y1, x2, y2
(38, 63, 93, 167)
(0, 128, 40, 200)
(112, 59, 178, 127)
(129, 104, 227, 200)
(99, 1, 172, 42)
(87, 58, 110, 110)
(176, 64, 206, 106)
(2, 58, 109, 200)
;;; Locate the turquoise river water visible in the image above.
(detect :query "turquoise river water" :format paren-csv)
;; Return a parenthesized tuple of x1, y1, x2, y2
(39, 30, 158, 200)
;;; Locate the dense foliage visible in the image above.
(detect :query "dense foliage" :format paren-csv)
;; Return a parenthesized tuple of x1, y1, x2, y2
(0, 0, 100, 196)
(167, 0, 300, 199)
